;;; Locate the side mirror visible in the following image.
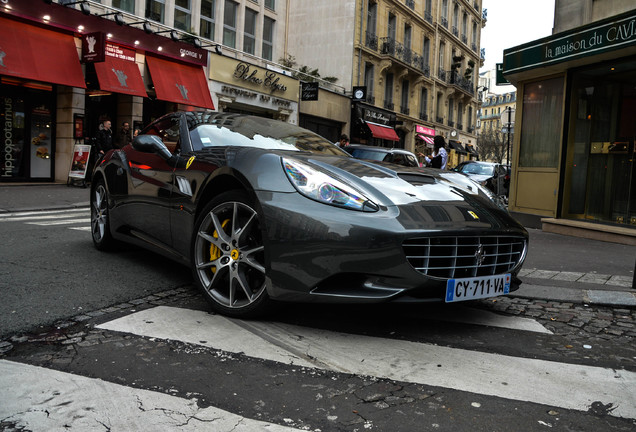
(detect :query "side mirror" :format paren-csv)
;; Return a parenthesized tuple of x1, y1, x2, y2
(132, 134, 172, 160)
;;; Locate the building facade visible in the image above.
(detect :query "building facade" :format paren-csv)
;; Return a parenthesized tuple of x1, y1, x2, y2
(503, 0, 636, 235)
(286, 0, 484, 166)
(0, 0, 305, 183)
(476, 90, 516, 163)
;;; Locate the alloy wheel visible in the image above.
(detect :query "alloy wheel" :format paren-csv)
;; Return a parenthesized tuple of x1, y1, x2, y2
(194, 199, 266, 312)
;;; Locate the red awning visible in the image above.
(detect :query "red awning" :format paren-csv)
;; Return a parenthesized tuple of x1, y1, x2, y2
(418, 134, 435, 144)
(0, 17, 85, 88)
(366, 122, 399, 142)
(94, 44, 147, 97)
(146, 56, 214, 109)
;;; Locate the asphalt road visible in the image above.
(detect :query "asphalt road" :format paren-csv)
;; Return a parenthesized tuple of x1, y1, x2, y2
(0, 208, 191, 338)
(1, 207, 635, 431)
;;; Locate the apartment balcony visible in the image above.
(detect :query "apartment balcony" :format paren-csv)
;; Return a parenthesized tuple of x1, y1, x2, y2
(438, 68, 446, 81)
(367, 95, 376, 105)
(468, 126, 475, 133)
(424, 11, 433, 25)
(441, 17, 448, 28)
(436, 116, 444, 123)
(406, 0, 415, 10)
(412, 55, 431, 77)
(380, 37, 420, 69)
(384, 101, 395, 110)
(448, 120, 455, 127)
(457, 123, 463, 131)
(448, 71, 475, 96)
(365, 31, 378, 51)
(419, 113, 428, 121)
(400, 106, 410, 115)
(471, 42, 477, 52)
(452, 26, 459, 37)
(461, 35, 467, 44)
(473, 2, 480, 12)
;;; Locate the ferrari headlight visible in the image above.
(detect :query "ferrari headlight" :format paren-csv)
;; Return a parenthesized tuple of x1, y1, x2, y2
(282, 158, 378, 212)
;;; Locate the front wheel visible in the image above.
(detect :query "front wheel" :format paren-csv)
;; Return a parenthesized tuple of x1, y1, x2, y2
(191, 191, 271, 318)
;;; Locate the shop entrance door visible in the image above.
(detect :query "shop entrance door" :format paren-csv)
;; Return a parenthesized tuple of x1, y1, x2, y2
(564, 59, 636, 226)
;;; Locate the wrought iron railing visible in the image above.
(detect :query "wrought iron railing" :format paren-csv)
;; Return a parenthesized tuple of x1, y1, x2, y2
(365, 31, 378, 51)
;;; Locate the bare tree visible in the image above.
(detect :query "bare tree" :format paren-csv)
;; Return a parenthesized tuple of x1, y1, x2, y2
(477, 127, 509, 163)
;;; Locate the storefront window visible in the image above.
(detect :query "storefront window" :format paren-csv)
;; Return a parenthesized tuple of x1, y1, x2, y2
(565, 59, 636, 225)
(1, 94, 26, 179)
(1, 85, 54, 181)
(518, 77, 564, 168)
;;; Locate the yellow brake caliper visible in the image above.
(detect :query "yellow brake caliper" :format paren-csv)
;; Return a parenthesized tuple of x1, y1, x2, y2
(209, 219, 231, 273)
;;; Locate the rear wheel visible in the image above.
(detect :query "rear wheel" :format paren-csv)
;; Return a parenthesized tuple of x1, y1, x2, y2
(192, 191, 270, 318)
(91, 180, 115, 250)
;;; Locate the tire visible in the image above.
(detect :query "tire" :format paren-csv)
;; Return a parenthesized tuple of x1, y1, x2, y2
(192, 191, 270, 318)
(91, 180, 116, 251)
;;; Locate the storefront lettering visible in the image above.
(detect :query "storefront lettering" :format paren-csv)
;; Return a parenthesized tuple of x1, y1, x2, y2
(233, 63, 287, 93)
(364, 110, 391, 125)
(3, 98, 15, 177)
(544, 19, 636, 60)
(606, 19, 635, 43)
(180, 48, 203, 60)
(221, 85, 258, 98)
(264, 72, 286, 92)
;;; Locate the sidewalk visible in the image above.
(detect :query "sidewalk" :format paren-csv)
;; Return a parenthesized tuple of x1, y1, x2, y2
(1, 182, 635, 308)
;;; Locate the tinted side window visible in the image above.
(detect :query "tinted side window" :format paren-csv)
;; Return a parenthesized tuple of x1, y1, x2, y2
(144, 115, 180, 153)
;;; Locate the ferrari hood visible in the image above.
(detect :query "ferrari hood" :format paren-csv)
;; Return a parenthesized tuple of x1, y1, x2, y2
(304, 154, 495, 207)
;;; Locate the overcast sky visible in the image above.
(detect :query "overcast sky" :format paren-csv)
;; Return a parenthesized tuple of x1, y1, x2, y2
(479, 0, 556, 72)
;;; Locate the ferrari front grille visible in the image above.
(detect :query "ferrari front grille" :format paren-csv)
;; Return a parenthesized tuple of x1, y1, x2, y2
(403, 235, 527, 279)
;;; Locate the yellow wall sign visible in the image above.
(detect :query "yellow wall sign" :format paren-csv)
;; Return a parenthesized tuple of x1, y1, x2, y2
(209, 54, 298, 100)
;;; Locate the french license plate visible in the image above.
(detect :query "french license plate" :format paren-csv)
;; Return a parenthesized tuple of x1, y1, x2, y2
(445, 274, 511, 302)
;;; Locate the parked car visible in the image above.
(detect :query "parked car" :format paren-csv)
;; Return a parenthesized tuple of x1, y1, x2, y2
(343, 144, 420, 167)
(91, 112, 528, 318)
(452, 161, 510, 196)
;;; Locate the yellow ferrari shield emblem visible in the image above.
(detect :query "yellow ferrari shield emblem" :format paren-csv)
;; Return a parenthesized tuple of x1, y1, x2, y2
(186, 156, 196, 169)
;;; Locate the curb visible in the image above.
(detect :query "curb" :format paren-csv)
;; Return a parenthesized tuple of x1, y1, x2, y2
(510, 284, 636, 308)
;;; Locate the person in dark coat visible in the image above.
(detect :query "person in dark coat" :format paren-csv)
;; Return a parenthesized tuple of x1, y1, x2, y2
(95, 118, 113, 156)
(114, 121, 132, 149)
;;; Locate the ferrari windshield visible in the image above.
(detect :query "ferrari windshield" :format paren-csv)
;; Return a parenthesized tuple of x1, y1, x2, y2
(187, 112, 348, 156)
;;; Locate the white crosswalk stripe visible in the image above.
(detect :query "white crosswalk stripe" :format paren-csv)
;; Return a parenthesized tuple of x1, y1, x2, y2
(0, 360, 304, 432)
(97, 306, 636, 420)
(0, 208, 90, 231)
(1, 303, 634, 431)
